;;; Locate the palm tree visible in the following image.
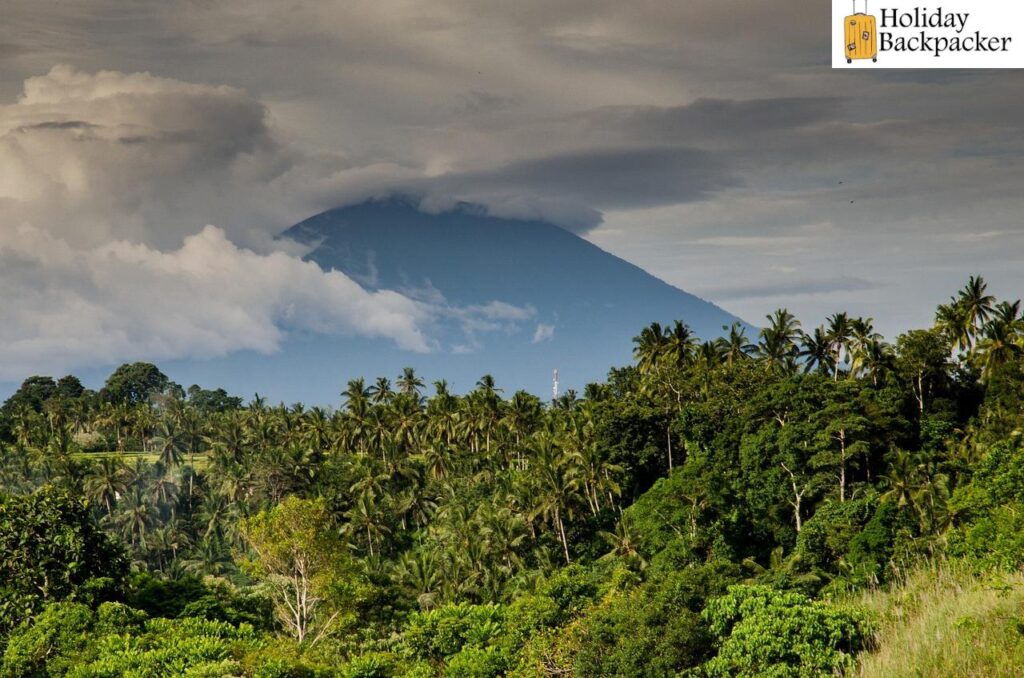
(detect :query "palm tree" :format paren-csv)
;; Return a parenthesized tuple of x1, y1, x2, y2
(394, 551, 442, 610)
(974, 300, 1024, 380)
(505, 391, 540, 443)
(369, 377, 394, 405)
(432, 379, 451, 399)
(694, 341, 726, 393)
(117, 487, 159, 550)
(599, 518, 646, 569)
(958, 275, 995, 348)
(424, 443, 451, 480)
(855, 338, 894, 386)
(468, 377, 503, 456)
(529, 436, 582, 564)
(800, 327, 833, 375)
(934, 300, 971, 355)
(178, 406, 205, 472)
(300, 406, 332, 458)
(913, 457, 951, 535)
(665, 320, 697, 369)
(395, 487, 437, 530)
(567, 417, 622, 516)
(148, 473, 180, 511)
(159, 518, 192, 568)
(850, 317, 882, 354)
(391, 396, 424, 455)
(85, 455, 130, 516)
(582, 383, 609, 402)
(119, 454, 147, 488)
(131, 405, 157, 452)
(96, 402, 134, 451)
(718, 322, 755, 366)
(756, 309, 802, 374)
(847, 318, 886, 381)
(554, 390, 578, 411)
(426, 384, 461, 448)
(879, 450, 920, 508)
(197, 493, 239, 543)
(342, 378, 371, 413)
(205, 412, 247, 464)
(45, 417, 74, 456)
(397, 367, 426, 399)
(152, 421, 185, 469)
(479, 506, 528, 576)
(633, 322, 669, 374)
(344, 491, 391, 558)
(11, 405, 41, 450)
(825, 312, 852, 380)
(183, 535, 235, 576)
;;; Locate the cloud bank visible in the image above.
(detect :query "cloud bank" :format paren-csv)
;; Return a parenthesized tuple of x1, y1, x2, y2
(0, 223, 434, 380)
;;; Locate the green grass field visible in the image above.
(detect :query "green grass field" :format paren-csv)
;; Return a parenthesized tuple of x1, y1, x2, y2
(71, 450, 210, 470)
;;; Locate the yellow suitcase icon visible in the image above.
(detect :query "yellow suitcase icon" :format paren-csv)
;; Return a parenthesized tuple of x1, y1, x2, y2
(845, 1, 877, 63)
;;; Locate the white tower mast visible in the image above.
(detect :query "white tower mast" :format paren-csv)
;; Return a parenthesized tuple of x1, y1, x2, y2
(552, 369, 559, 401)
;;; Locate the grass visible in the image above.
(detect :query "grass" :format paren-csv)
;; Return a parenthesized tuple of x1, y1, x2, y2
(847, 562, 1024, 677)
(71, 450, 210, 470)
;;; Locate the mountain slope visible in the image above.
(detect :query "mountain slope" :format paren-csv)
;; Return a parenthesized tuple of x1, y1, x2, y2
(252, 199, 748, 400)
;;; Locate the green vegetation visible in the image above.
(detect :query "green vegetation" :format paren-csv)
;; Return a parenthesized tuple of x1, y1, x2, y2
(850, 564, 1024, 677)
(1, 276, 1023, 676)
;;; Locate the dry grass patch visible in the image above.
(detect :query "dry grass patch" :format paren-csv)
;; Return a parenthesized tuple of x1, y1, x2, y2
(848, 563, 1024, 677)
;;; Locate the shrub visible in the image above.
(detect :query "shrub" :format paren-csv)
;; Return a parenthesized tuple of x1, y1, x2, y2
(444, 646, 507, 678)
(948, 503, 1024, 569)
(403, 603, 504, 660)
(702, 585, 868, 678)
(1, 602, 95, 677)
(535, 564, 597, 617)
(340, 651, 397, 678)
(0, 486, 126, 631)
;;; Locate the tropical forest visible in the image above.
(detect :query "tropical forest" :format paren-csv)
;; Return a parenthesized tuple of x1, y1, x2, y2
(3, 276, 1024, 677)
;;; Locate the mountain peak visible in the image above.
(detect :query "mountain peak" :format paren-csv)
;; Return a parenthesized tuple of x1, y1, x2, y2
(250, 200, 747, 398)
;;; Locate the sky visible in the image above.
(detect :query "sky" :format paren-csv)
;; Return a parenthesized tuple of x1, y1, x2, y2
(2, 0, 1024, 385)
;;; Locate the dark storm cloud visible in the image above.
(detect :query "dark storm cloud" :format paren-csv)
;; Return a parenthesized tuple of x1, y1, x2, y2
(438, 146, 740, 212)
(23, 120, 98, 130)
(577, 98, 845, 143)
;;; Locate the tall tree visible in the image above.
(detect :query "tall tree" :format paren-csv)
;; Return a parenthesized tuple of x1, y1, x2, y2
(101, 363, 172, 405)
(242, 497, 366, 645)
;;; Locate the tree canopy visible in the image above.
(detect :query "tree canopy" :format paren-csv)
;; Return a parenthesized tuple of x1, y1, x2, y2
(1, 276, 1023, 676)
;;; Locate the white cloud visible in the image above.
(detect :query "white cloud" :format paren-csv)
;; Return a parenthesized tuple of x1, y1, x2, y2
(0, 223, 433, 380)
(439, 301, 537, 354)
(0, 66, 546, 380)
(533, 323, 555, 343)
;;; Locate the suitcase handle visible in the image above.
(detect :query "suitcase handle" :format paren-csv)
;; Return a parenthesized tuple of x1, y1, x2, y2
(852, 0, 868, 15)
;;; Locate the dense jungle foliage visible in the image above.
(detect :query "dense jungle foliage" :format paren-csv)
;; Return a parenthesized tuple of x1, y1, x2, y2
(2, 276, 1024, 676)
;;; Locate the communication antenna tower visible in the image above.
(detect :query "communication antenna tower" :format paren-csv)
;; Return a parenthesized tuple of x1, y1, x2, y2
(552, 369, 559, 401)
